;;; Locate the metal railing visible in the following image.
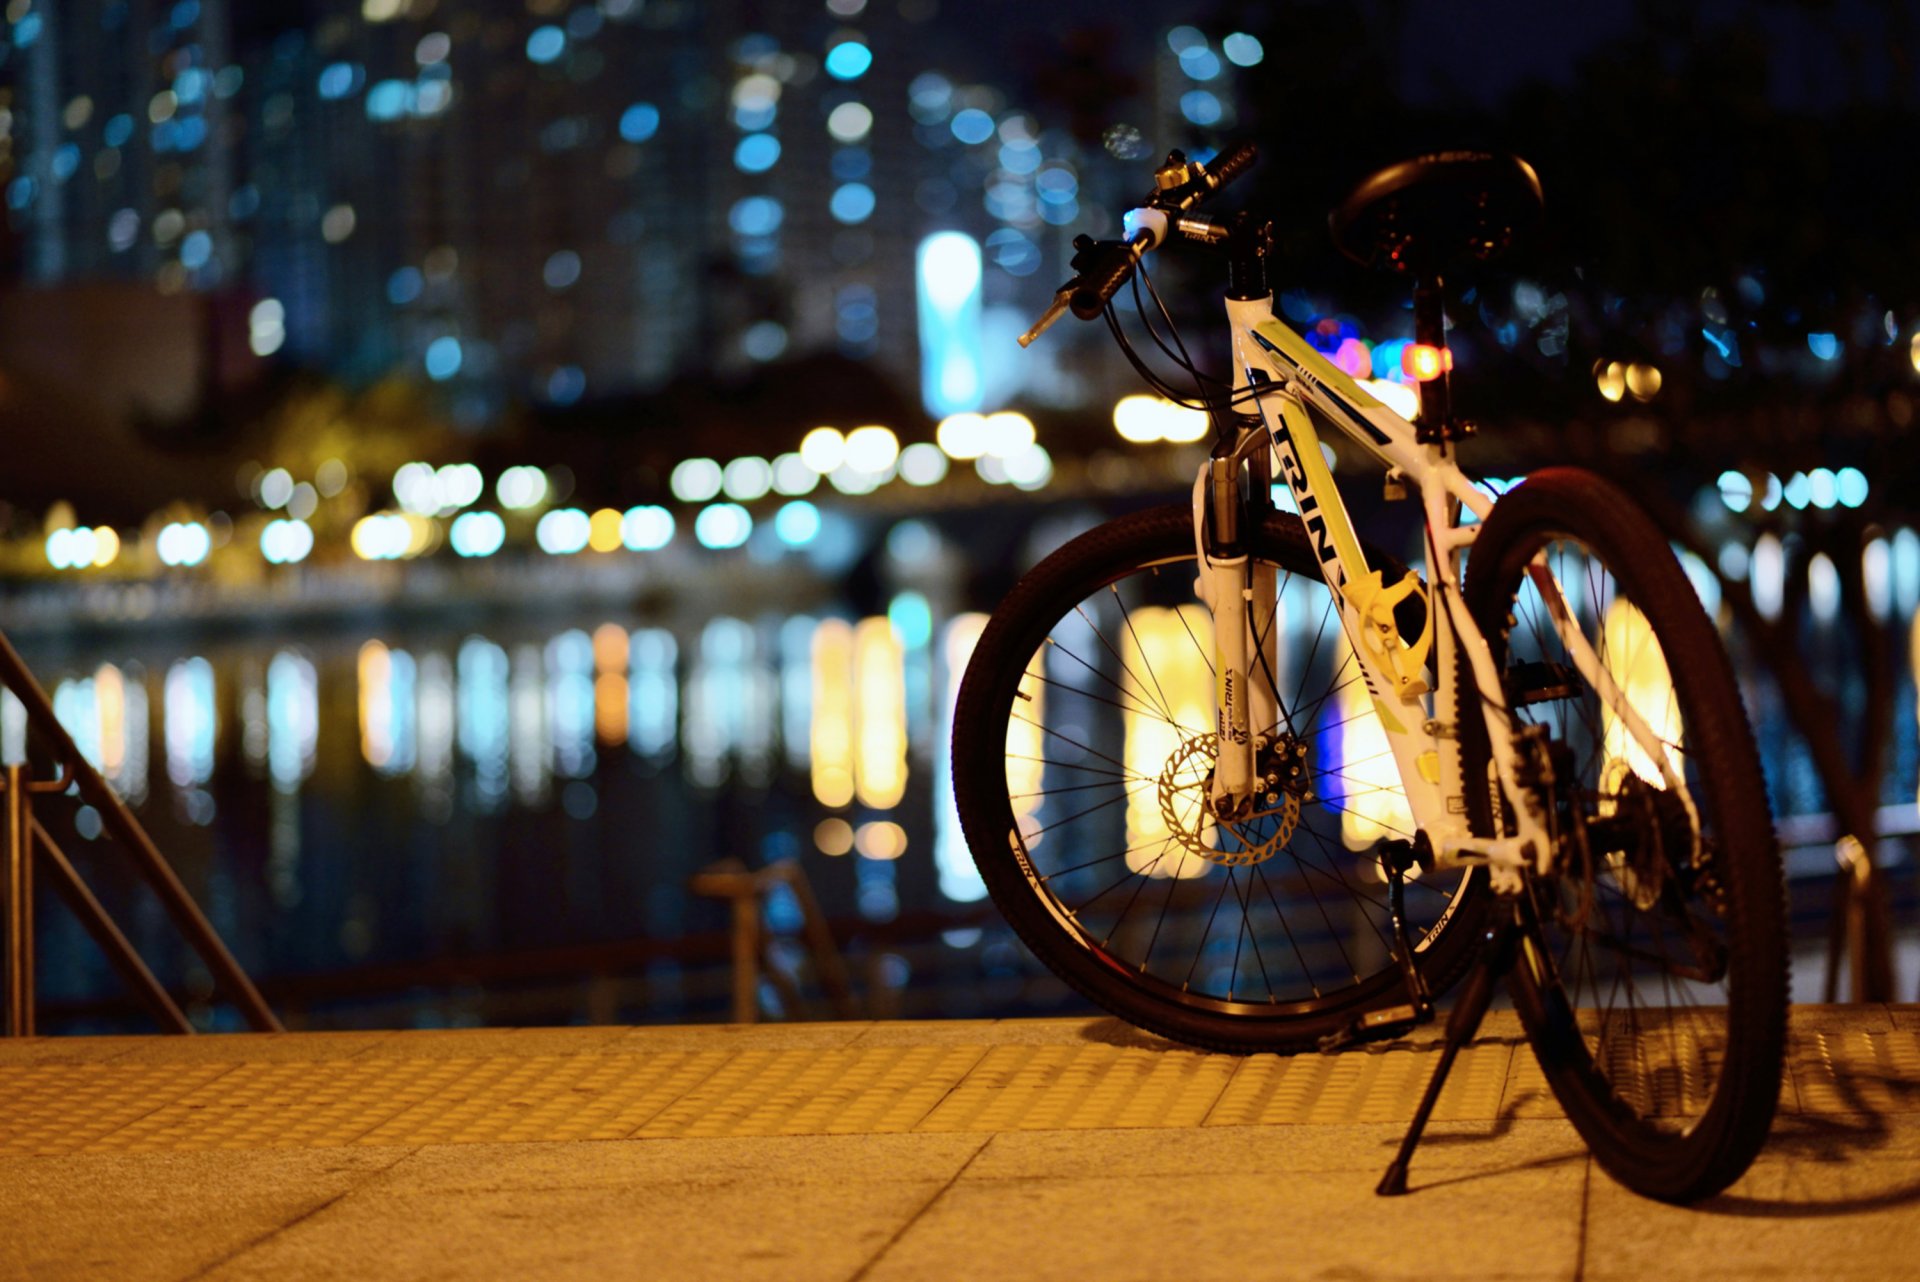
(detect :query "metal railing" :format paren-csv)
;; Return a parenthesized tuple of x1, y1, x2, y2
(0, 626, 279, 1036)
(690, 857, 858, 1023)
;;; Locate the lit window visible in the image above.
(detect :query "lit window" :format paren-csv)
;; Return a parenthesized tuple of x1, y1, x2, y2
(830, 183, 875, 224)
(526, 26, 566, 63)
(619, 103, 660, 142)
(734, 133, 781, 172)
(824, 41, 872, 80)
(424, 336, 463, 381)
(826, 102, 872, 143)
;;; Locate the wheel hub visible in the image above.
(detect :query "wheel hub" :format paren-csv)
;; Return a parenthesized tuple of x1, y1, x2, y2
(1156, 733, 1306, 867)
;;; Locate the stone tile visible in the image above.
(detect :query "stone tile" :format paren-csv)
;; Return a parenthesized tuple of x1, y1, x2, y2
(378, 1132, 988, 1194)
(1583, 1158, 1920, 1280)
(0, 1148, 405, 1282)
(345, 1029, 541, 1060)
(0, 1035, 144, 1066)
(107, 1032, 398, 1065)
(482, 1026, 639, 1055)
(967, 1118, 1587, 1180)
(200, 1139, 987, 1282)
(1758, 1110, 1920, 1165)
(848, 1018, 1060, 1046)
(867, 1161, 1587, 1281)
(602, 1022, 876, 1053)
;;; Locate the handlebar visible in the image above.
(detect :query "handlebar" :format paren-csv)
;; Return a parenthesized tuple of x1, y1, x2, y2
(1020, 142, 1260, 346)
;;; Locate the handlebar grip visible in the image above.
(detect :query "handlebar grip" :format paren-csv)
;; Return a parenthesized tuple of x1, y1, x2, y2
(1068, 242, 1141, 319)
(1206, 142, 1258, 193)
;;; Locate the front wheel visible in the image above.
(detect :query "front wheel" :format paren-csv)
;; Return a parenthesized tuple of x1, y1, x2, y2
(1464, 467, 1789, 1202)
(952, 504, 1486, 1054)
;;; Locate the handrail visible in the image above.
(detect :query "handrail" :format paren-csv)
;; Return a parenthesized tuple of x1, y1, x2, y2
(0, 625, 281, 1033)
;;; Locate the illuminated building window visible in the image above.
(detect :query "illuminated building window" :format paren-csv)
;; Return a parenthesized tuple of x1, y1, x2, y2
(831, 147, 871, 180)
(824, 40, 872, 81)
(829, 182, 874, 224)
(734, 133, 781, 172)
(526, 26, 566, 64)
(619, 103, 660, 142)
(543, 249, 581, 289)
(741, 320, 788, 361)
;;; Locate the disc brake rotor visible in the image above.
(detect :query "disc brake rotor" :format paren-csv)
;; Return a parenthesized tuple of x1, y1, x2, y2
(1156, 733, 1302, 868)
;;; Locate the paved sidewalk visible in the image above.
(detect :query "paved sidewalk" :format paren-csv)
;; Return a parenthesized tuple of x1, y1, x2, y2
(4, 1007, 1918, 1281)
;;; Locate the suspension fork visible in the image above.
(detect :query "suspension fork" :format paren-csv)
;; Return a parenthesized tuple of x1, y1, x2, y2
(1192, 425, 1273, 818)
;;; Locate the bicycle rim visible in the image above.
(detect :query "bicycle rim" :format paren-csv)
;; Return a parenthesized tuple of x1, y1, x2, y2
(953, 505, 1484, 1051)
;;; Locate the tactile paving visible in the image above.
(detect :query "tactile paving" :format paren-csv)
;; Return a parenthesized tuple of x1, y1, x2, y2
(1790, 1030, 1920, 1115)
(1206, 1040, 1515, 1126)
(914, 1044, 1236, 1132)
(2, 1017, 1914, 1156)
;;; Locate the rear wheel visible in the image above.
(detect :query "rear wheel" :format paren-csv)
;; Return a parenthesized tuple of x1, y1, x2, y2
(1465, 468, 1788, 1201)
(952, 504, 1486, 1053)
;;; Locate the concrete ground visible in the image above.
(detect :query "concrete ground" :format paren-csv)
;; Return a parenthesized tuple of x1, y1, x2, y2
(3, 1006, 1918, 1281)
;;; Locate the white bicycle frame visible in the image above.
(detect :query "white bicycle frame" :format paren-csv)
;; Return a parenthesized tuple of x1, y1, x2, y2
(1182, 288, 1696, 892)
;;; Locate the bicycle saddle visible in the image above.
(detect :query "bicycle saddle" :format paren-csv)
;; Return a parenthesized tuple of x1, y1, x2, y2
(1329, 152, 1543, 274)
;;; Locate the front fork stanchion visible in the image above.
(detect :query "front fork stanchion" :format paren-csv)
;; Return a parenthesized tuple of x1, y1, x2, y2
(1202, 453, 1256, 816)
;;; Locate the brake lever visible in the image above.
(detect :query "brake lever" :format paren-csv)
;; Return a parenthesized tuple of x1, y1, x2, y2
(1017, 283, 1077, 348)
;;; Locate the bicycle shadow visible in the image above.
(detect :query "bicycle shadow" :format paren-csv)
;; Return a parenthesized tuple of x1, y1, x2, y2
(1696, 1060, 1920, 1218)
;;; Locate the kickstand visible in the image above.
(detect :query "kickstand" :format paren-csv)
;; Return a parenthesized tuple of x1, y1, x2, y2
(1376, 904, 1518, 1197)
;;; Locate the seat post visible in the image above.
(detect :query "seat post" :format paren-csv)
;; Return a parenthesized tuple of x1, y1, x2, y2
(1412, 272, 1465, 445)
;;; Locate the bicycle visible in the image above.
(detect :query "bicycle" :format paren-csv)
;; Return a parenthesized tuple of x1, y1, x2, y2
(949, 144, 1789, 1201)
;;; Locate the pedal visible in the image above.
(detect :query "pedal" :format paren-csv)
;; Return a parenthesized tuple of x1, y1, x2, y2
(1317, 1002, 1433, 1054)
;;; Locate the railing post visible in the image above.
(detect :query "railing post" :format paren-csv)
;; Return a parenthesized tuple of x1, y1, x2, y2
(3, 765, 35, 1037)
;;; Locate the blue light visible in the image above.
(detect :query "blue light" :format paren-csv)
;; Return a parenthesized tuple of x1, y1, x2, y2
(6, 177, 34, 211)
(774, 501, 821, 547)
(824, 41, 872, 80)
(1180, 90, 1223, 125)
(694, 504, 753, 550)
(179, 230, 212, 269)
(366, 80, 414, 120)
(51, 144, 79, 181)
(888, 591, 933, 649)
(450, 511, 506, 558)
(13, 13, 41, 46)
(728, 196, 783, 236)
(173, 116, 207, 149)
(526, 25, 566, 63)
(387, 266, 423, 305)
(733, 133, 781, 172)
(104, 114, 134, 147)
(317, 62, 361, 100)
(170, 0, 199, 28)
(621, 506, 674, 551)
(174, 68, 207, 103)
(1179, 47, 1222, 80)
(829, 182, 875, 223)
(985, 228, 1039, 276)
(831, 148, 871, 180)
(950, 108, 995, 145)
(546, 365, 586, 405)
(1716, 470, 1752, 513)
(1807, 332, 1840, 360)
(915, 231, 984, 417)
(618, 102, 659, 142)
(1222, 32, 1264, 66)
(424, 336, 463, 380)
(1835, 467, 1868, 507)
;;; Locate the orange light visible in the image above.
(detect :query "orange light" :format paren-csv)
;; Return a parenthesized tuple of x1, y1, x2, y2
(1402, 344, 1451, 382)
